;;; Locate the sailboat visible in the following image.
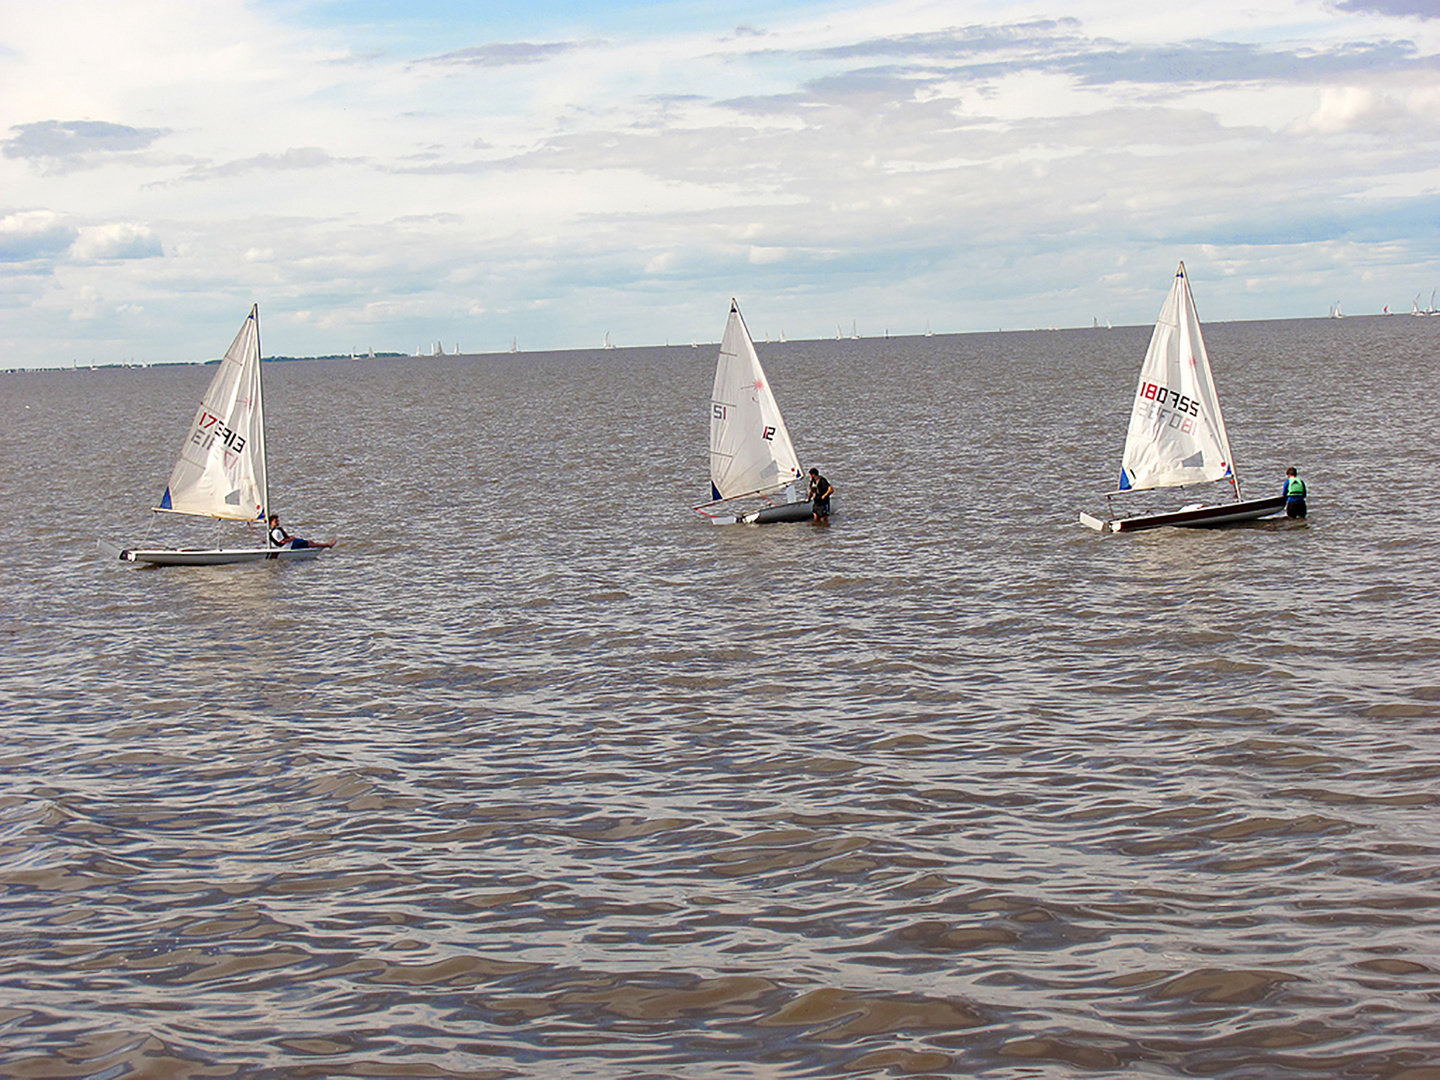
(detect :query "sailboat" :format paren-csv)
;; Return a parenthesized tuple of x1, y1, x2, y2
(1079, 263, 1285, 534)
(692, 300, 813, 525)
(101, 306, 331, 565)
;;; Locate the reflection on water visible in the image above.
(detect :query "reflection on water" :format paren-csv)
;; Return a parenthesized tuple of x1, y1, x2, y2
(2, 316, 1439, 1078)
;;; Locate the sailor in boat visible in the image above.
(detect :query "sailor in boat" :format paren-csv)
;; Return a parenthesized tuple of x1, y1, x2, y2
(268, 514, 336, 551)
(808, 468, 833, 522)
(1282, 467, 1308, 519)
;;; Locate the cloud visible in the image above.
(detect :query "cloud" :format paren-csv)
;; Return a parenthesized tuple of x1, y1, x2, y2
(70, 222, 162, 261)
(418, 41, 587, 67)
(0, 209, 78, 262)
(1291, 86, 1411, 134)
(1333, 0, 1440, 17)
(2, 119, 169, 171)
(179, 147, 351, 182)
(800, 20, 1086, 63)
(788, 23, 1434, 89)
(1061, 39, 1432, 86)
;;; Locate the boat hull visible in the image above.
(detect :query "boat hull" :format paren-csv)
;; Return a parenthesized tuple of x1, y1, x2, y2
(101, 541, 326, 566)
(740, 500, 815, 525)
(1082, 494, 1287, 534)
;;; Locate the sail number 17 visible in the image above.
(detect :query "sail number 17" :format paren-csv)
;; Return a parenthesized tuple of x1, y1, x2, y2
(192, 410, 246, 454)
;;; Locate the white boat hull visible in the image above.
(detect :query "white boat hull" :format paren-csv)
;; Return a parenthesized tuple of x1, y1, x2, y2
(1080, 494, 1286, 534)
(100, 540, 326, 566)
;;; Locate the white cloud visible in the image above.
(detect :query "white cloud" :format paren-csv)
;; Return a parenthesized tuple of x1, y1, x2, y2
(0, 209, 77, 262)
(70, 222, 162, 261)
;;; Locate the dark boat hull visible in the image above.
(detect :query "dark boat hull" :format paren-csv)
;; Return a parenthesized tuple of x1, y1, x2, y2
(741, 500, 815, 524)
(1082, 494, 1287, 534)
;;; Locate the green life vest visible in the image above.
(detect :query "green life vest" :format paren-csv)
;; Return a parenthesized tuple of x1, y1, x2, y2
(1286, 477, 1306, 498)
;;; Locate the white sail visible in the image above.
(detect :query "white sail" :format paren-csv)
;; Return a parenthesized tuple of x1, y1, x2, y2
(1117, 263, 1235, 493)
(157, 305, 268, 522)
(709, 300, 802, 501)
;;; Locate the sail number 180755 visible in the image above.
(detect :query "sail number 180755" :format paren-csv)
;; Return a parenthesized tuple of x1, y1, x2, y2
(1136, 381, 1200, 417)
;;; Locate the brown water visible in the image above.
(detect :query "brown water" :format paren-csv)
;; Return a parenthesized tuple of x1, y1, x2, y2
(2, 315, 1438, 1078)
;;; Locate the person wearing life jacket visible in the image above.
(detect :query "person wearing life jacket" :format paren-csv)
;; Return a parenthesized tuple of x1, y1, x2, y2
(267, 513, 336, 550)
(1282, 467, 1307, 519)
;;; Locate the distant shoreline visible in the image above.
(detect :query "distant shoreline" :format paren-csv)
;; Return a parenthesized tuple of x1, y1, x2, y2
(2, 311, 1420, 373)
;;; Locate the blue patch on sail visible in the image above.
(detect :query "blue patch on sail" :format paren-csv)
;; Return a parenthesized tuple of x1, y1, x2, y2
(712, 482, 721, 501)
(1118, 469, 1131, 491)
(160, 488, 172, 509)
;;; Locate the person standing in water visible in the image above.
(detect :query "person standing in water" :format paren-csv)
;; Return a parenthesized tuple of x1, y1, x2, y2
(807, 468, 833, 522)
(1282, 467, 1307, 519)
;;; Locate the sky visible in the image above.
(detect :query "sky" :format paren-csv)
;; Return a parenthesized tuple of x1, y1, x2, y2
(2, 0, 1438, 367)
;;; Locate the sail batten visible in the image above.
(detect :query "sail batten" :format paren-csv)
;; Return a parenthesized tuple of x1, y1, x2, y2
(708, 300, 802, 501)
(1117, 263, 1236, 495)
(155, 305, 269, 523)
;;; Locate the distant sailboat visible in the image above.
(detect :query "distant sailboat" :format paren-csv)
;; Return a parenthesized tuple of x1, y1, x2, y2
(100, 306, 332, 565)
(1079, 263, 1285, 534)
(603, 332, 616, 349)
(851, 320, 860, 340)
(693, 300, 813, 525)
(510, 337, 519, 354)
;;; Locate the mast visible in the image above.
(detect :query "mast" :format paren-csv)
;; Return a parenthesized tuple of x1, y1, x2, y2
(253, 304, 269, 524)
(1177, 266, 1243, 504)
